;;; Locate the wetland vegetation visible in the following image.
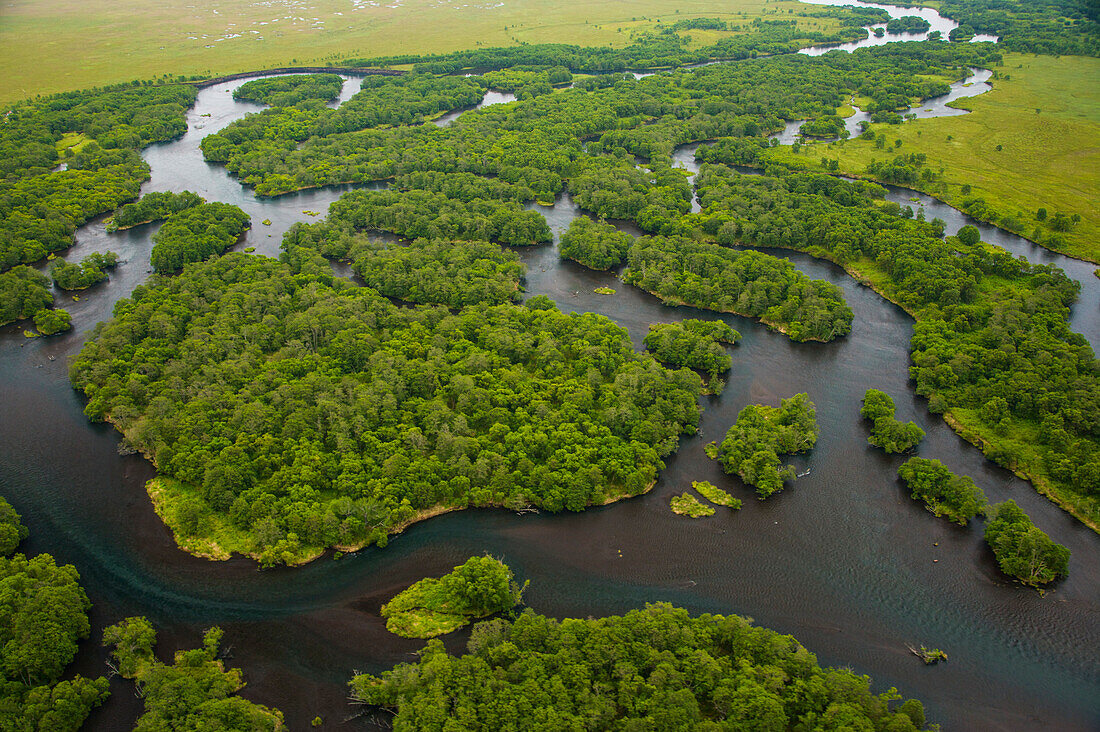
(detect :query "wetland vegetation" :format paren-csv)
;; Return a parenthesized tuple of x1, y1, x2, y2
(1, 0, 1098, 726)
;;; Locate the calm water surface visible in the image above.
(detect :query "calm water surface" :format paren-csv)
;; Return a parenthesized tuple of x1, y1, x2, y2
(0, 46, 1097, 732)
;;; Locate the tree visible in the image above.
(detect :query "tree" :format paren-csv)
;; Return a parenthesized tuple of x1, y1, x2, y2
(984, 500, 1069, 586)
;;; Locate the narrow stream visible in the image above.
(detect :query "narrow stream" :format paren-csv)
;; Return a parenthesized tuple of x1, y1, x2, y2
(0, 16, 1097, 731)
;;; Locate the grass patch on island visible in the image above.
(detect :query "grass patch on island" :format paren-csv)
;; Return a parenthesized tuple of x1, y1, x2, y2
(381, 556, 526, 638)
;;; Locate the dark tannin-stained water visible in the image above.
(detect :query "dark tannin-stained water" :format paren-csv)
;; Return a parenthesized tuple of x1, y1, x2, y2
(0, 44, 1097, 732)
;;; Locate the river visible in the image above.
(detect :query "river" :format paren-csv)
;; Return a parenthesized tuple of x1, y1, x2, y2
(0, 8, 1097, 731)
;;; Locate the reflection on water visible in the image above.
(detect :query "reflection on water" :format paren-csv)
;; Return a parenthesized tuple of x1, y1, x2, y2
(0, 61, 1097, 732)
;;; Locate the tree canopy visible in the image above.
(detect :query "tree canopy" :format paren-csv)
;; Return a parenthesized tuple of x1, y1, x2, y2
(984, 500, 1070, 586)
(0, 497, 109, 731)
(897, 458, 988, 525)
(352, 603, 934, 731)
(718, 394, 819, 498)
(861, 389, 925, 454)
(71, 254, 701, 563)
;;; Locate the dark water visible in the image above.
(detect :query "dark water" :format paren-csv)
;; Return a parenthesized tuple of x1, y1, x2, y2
(1, 70, 1098, 732)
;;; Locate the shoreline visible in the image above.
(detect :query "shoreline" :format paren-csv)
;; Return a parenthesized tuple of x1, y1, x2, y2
(140, 470, 661, 567)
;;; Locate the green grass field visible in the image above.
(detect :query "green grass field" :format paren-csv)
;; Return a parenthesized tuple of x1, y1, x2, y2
(0, 0, 848, 106)
(772, 53, 1100, 262)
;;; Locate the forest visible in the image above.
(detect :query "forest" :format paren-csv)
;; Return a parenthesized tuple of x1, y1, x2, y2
(71, 255, 701, 562)
(348, 237, 525, 308)
(50, 251, 119, 291)
(149, 202, 251, 272)
(983, 500, 1071, 586)
(897, 458, 988, 525)
(108, 190, 203, 231)
(624, 235, 853, 342)
(717, 393, 819, 498)
(643, 319, 740, 381)
(103, 618, 285, 729)
(0, 84, 195, 270)
(351, 603, 934, 730)
(558, 217, 635, 271)
(691, 163, 1100, 526)
(0, 498, 109, 731)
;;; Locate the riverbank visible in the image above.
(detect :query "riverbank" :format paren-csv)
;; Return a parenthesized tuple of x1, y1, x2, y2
(767, 53, 1100, 262)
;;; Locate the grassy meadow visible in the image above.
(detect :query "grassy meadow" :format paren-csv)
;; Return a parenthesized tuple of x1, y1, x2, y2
(771, 53, 1100, 261)
(1, 0, 851, 106)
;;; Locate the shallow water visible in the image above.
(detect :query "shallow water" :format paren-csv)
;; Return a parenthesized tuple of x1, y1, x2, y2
(1, 61, 1098, 732)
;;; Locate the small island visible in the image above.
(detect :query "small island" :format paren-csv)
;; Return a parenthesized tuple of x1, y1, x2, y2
(861, 388, 925, 453)
(716, 394, 819, 498)
(897, 458, 987, 525)
(691, 480, 742, 510)
(381, 556, 527, 638)
(984, 500, 1070, 587)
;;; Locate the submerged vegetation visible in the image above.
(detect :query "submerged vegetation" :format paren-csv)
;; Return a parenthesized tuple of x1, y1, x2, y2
(381, 556, 526, 638)
(718, 394, 819, 498)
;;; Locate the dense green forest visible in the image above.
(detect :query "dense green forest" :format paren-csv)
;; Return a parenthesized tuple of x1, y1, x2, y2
(883, 0, 1100, 55)
(349, 237, 525, 308)
(643, 319, 740, 381)
(0, 84, 195, 270)
(71, 255, 701, 562)
(0, 266, 53, 326)
(201, 43, 996, 200)
(103, 618, 285, 729)
(149, 202, 251, 272)
(983, 500, 1071, 586)
(558, 217, 635, 270)
(886, 16, 933, 34)
(862, 389, 925, 453)
(0, 498, 109, 731)
(50, 251, 119, 290)
(381, 556, 526, 638)
(718, 394, 819, 498)
(624, 235, 853, 342)
(108, 190, 203, 231)
(897, 458, 988, 525)
(232, 73, 344, 106)
(351, 603, 934, 730)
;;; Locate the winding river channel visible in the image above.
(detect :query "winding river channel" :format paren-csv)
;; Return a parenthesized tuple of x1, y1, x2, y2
(0, 4, 1097, 729)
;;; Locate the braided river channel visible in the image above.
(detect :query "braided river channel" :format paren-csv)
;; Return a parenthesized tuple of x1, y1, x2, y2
(0, 4, 1097, 729)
